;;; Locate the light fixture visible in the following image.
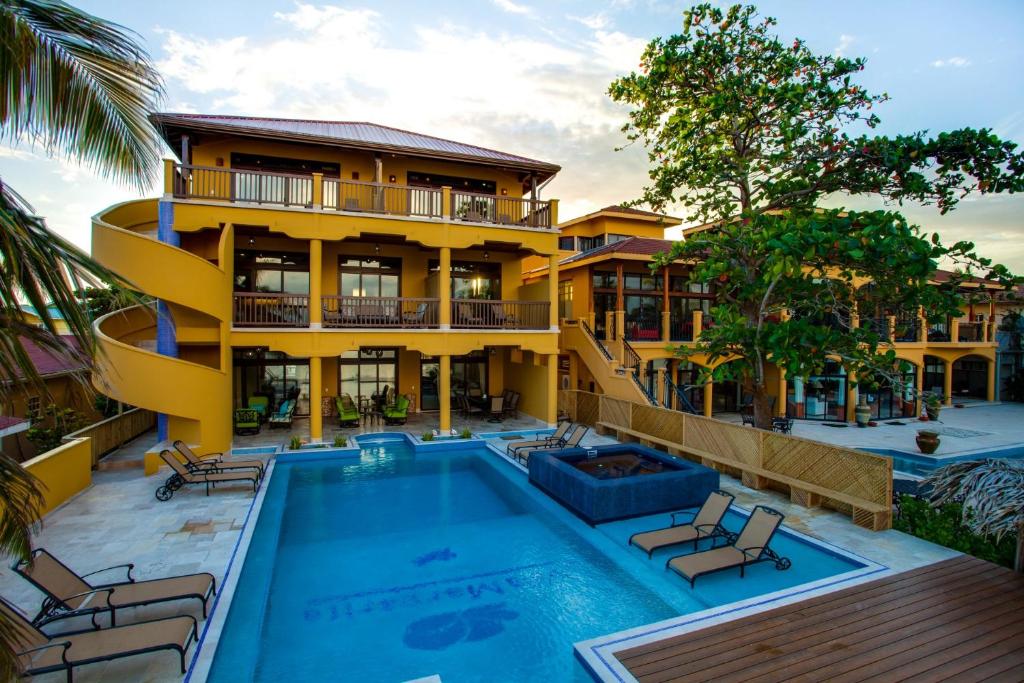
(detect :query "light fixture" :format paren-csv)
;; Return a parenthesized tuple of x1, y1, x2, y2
(248, 237, 256, 246)
(388, 175, 397, 183)
(351, 171, 359, 180)
(483, 251, 489, 260)
(374, 243, 381, 254)
(500, 188, 507, 196)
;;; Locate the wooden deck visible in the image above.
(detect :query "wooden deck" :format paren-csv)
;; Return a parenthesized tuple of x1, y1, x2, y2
(616, 555, 1024, 682)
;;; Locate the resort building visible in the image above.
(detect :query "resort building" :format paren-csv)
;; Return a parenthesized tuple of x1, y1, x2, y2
(91, 114, 563, 456)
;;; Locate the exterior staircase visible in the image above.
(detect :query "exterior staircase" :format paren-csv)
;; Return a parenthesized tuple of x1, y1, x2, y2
(560, 320, 655, 405)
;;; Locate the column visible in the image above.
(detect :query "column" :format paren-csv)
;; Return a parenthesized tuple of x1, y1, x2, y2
(546, 354, 558, 426)
(845, 371, 858, 422)
(943, 359, 953, 405)
(439, 354, 451, 431)
(703, 380, 713, 417)
(163, 158, 175, 197)
(615, 262, 624, 340)
(310, 356, 322, 442)
(776, 369, 787, 417)
(439, 246, 451, 329)
(309, 238, 322, 327)
(692, 310, 703, 341)
(662, 266, 671, 342)
(657, 367, 666, 408)
(915, 363, 924, 417)
(548, 254, 559, 330)
(986, 358, 996, 401)
(792, 377, 805, 418)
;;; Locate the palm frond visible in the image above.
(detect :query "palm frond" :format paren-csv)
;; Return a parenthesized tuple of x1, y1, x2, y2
(0, 0, 164, 189)
(924, 459, 1024, 540)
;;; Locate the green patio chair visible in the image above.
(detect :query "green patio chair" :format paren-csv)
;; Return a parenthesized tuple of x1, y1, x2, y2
(383, 395, 410, 425)
(268, 399, 295, 429)
(336, 394, 360, 426)
(247, 396, 270, 423)
(233, 408, 261, 435)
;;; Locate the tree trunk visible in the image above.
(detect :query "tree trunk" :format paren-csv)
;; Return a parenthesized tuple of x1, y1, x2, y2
(752, 383, 774, 430)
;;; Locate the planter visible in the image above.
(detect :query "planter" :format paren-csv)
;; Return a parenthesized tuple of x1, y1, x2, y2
(925, 404, 941, 421)
(855, 400, 871, 428)
(916, 430, 940, 454)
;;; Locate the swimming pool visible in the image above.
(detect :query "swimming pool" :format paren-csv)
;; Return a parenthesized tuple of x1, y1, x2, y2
(861, 445, 1024, 477)
(204, 439, 868, 681)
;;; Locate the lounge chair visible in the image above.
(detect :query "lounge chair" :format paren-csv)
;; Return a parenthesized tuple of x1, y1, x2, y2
(233, 408, 260, 436)
(173, 440, 264, 481)
(1, 597, 198, 681)
(665, 506, 792, 587)
(384, 395, 410, 425)
(336, 394, 360, 426)
(516, 424, 588, 464)
(13, 548, 216, 628)
(506, 421, 571, 455)
(628, 491, 735, 558)
(155, 450, 259, 501)
(268, 399, 295, 428)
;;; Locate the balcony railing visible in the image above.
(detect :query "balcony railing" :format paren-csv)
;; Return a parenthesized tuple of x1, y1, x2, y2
(322, 296, 439, 328)
(958, 322, 983, 342)
(451, 300, 549, 329)
(668, 318, 694, 342)
(624, 317, 662, 342)
(170, 163, 552, 229)
(234, 293, 310, 327)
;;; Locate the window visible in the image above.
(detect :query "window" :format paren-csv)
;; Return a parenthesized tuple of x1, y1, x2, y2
(578, 235, 605, 252)
(232, 348, 311, 415)
(234, 250, 310, 294)
(339, 257, 401, 298)
(407, 171, 496, 195)
(558, 280, 574, 320)
(339, 348, 398, 407)
(26, 396, 41, 420)
(558, 236, 575, 251)
(592, 271, 617, 290)
(606, 233, 629, 244)
(430, 260, 501, 300)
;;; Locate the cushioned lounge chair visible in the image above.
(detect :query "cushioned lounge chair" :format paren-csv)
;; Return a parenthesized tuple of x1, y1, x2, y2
(383, 395, 410, 425)
(628, 491, 735, 558)
(666, 506, 791, 587)
(173, 440, 264, 481)
(506, 421, 571, 455)
(233, 408, 260, 436)
(336, 394, 360, 426)
(2, 597, 197, 681)
(247, 396, 269, 422)
(155, 450, 259, 501)
(268, 399, 295, 429)
(516, 424, 588, 464)
(13, 548, 216, 629)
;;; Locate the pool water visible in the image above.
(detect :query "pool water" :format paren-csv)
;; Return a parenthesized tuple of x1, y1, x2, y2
(861, 445, 1024, 477)
(207, 442, 866, 682)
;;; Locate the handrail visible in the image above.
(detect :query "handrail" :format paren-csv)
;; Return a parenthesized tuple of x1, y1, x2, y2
(664, 376, 699, 414)
(580, 320, 613, 361)
(233, 292, 309, 327)
(322, 296, 439, 328)
(450, 299, 549, 330)
(622, 338, 642, 376)
(450, 189, 552, 229)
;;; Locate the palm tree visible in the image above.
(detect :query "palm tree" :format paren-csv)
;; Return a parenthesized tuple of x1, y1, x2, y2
(924, 459, 1024, 573)
(0, 0, 162, 675)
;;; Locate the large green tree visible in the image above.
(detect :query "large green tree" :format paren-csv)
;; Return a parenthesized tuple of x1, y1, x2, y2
(609, 3, 1022, 427)
(0, 0, 161, 675)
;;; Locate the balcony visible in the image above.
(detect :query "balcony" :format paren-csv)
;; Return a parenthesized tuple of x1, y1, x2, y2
(232, 294, 550, 331)
(170, 163, 554, 230)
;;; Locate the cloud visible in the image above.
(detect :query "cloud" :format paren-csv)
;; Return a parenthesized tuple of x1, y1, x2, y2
(834, 34, 855, 57)
(568, 12, 609, 30)
(492, 0, 532, 15)
(931, 56, 970, 68)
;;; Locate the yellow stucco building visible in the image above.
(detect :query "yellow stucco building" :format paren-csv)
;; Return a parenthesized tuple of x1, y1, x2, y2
(92, 114, 563, 458)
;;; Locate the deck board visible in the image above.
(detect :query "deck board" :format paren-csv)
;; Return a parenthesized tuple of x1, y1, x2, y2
(615, 556, 1024, 683)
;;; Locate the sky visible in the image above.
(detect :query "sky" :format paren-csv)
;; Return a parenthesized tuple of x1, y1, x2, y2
(2, 0, 1023, 270)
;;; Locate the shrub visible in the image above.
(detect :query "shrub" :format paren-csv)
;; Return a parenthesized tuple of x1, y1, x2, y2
(333, 435, 347, 447)
(459, 428, 472, 439)
(895, 494, 1015, 568)
(422, 432, 434, 442)
(26, 405, 89, 453)
(289, 436, 302, 450)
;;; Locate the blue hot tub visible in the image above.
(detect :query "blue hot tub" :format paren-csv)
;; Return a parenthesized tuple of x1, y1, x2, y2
(527, 444, 719, 524)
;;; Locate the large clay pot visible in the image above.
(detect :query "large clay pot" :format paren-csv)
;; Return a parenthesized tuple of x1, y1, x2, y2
(916, 430, 940, 454)
(925, 402, 941, 421)
(855, 399, 871, 428)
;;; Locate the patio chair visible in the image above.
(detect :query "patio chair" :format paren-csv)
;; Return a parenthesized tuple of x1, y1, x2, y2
(13, 548, 216, 628)
(155, 450, 259, 501)
(515, 424, 588, 464)
(173, 440, 264, 481)
(488, 396, 504, 422)
(666, 506, 792, 587)
(402, 302, 429, 327)
(506, 421, 571, 455)
(455, 302, 485, 327)
(0, 597, 198, 680)
(383, 395, 410, 425)
(344, 197, 361, 211)
(628, 491, 735, 558)
(336, 394, 360, 426)
(502, 391, 521, 419)
(246, 396, 270, 422)
(461, 395, 484, 419)
(233, 408, 261, 436)
(268, 399, 295, 429)
(490, 303, 515, 327)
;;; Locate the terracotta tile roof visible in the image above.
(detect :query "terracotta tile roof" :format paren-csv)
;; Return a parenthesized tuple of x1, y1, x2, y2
(151, 113, 560, 176)
(3, 336, 87, 383)
(560, 236, 677, 265)
(598, 205, 672, 218)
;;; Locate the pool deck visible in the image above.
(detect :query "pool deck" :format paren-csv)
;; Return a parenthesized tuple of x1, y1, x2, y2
(614, 554, 1024, 682)
(5, 425, 958, 683)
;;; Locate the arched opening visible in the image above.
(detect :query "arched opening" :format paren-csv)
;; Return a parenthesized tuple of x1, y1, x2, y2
(859, 360, 917, 420)
(952, 354, 989, 400)
(923, 355, 945, 396)
(786, 359, 847, 421)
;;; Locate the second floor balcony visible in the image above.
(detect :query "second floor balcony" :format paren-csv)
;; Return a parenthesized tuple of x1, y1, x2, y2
(232, 293, 550, 331)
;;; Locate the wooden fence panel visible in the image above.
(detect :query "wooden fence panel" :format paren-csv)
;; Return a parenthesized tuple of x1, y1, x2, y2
(557, 390, 578, 422)
(632, 404, 684, 445)
(576, 392, 600, 427)
(684, 414, 763, 469)
(600, 396, 632, 429)
(63, 409, 156, 467)
(762, 434, 891, 507)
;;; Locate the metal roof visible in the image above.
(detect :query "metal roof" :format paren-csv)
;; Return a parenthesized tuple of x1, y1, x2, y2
(150, 113, 560, 178)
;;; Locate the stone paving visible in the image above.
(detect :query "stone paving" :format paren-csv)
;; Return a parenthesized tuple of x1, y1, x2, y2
(4, 419, 958, 682)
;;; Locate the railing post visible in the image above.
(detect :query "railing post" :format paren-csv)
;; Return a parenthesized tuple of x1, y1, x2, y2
(656, 367, 666, 408)
(661, 311, 671, 343)
(163, 159, 176, 197)
(441, 186, 452, 219)
(918, 307, 928, 343)
(950, 317, 960, 343)
(548, 254, 559, 330)
(549, 198, 559, 228)
(311, 172, 323, 210)
(439, 246, 451, 329)
(605, 310, 615, 340)
(692, 310, 703, 339)
(309, 239, 322, 327)
(615, 310, 625, 342)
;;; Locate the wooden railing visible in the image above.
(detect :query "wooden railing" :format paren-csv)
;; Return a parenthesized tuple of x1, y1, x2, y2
(561, 390, 892, 530)
(958, 322, 983, 342)
(234, 293, 310, 327)
(63, 409, 156, 467)
(173, 164, 314, 207)
(451, 299, 549, 329)
(322, 296, 439, 328)
(450, 190, 552, 229)
(323, 179, 443, 218)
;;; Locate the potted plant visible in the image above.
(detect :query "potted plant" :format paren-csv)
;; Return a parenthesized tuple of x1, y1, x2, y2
(289, 436, 302, 450)
(460, 428, 472, 439)
(422, 431, 434, 442)
(925, 394, 942, 422)
(333, 435, 347, 447)
(916, 430, 940, 454)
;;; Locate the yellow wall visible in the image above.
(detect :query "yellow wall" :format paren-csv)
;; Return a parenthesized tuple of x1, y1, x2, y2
(502, 350, 555, 423)
(23, 437, 92, 516)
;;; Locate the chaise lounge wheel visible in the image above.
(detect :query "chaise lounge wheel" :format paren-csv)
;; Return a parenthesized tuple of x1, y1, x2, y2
(155, 486, 173, 501)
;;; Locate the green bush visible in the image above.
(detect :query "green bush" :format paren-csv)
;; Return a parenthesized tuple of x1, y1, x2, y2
(459, 428, 472, 439)
(895, 495, 1015, 568)
(26, 405, 89, 453)
(422, 432, 434, 442)
(289, 436, 302, 450)
(333, 435, 347, 447)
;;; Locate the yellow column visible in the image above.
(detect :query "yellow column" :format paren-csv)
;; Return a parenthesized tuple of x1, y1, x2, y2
(441, 186, 452, 218)
(439, 246, 451, 329)
(703, 380, 713, 417)
(692, 310, 703, 340)
(548, 254, 559, 329)
(943, 359, 953, 405)
(915, 363, 924, 417)
(309, 238, 322, 327)
(661, 311, 671, 342)
(310, 356, 322, 442)
(777, 369, 787, 417)
(546, 354, 558, 426)
(845, 371, 858, 422)
(986, 358, 996, 401)
(311, 172, 323, 209)
(950, 318, 960, 344)
(439, 355, 451, 431)
(549, 198, 559, 227)
(163, 158, 175, 196)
